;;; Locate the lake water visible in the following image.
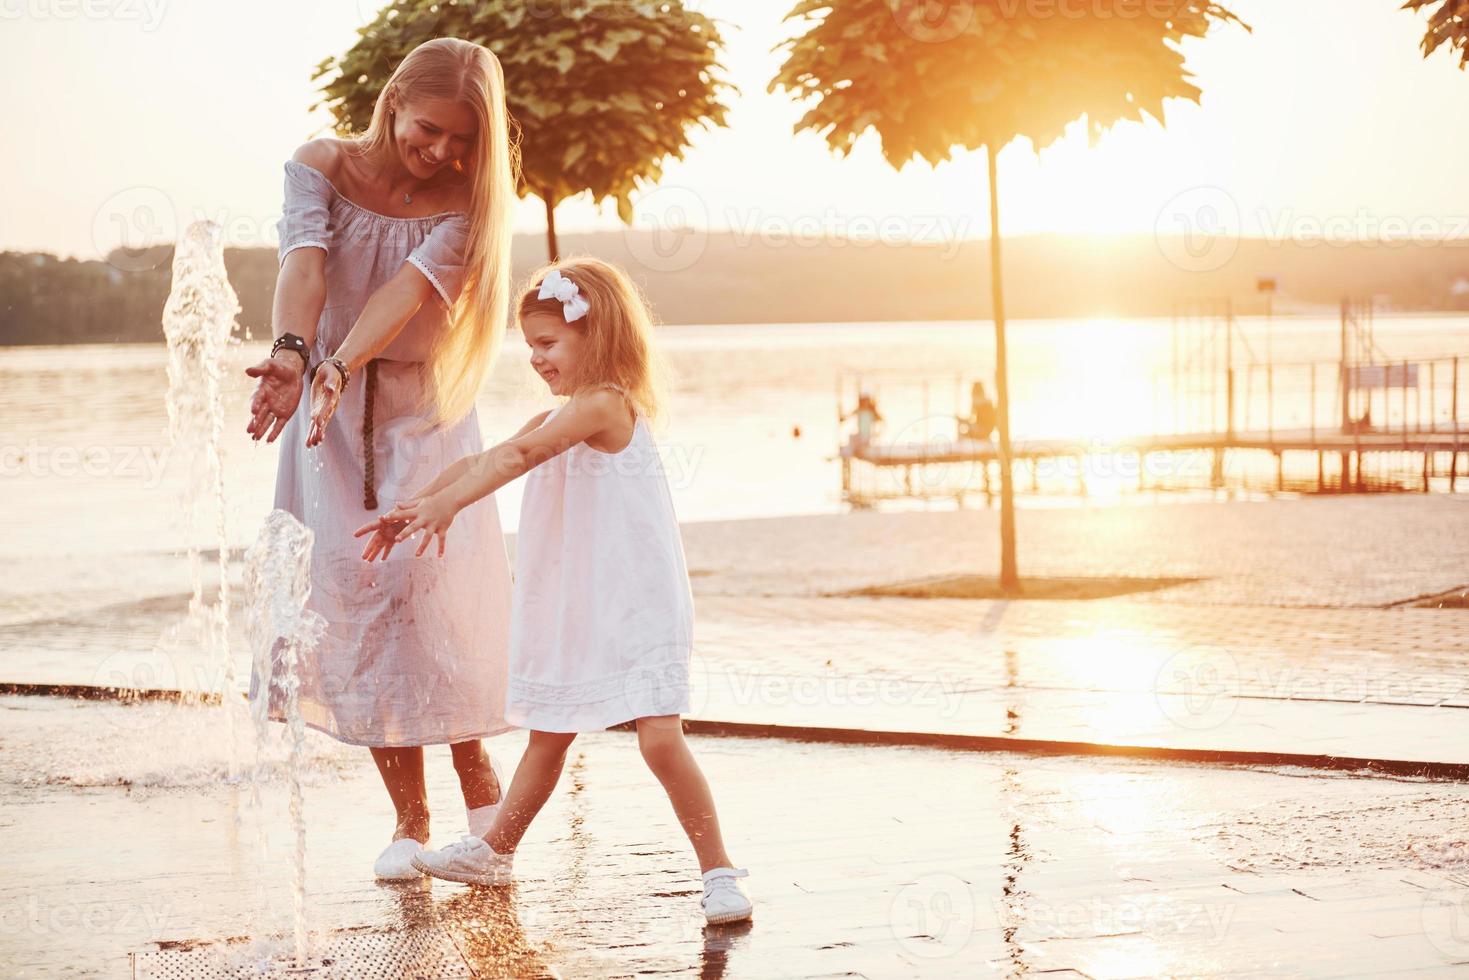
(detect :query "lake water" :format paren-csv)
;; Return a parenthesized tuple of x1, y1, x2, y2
(2, 313, 1467, 569)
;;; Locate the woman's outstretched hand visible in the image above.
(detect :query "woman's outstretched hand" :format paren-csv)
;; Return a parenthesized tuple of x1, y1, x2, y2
(244, 356, 305, 443)
(353, 511, 411, 562)
(306, 364, 344, 448)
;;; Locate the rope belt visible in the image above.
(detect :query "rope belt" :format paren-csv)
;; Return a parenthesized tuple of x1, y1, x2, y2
(362, 358, 378, 510)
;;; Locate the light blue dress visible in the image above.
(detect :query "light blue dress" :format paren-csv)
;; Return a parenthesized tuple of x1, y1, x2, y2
(249, 160, 513, 747)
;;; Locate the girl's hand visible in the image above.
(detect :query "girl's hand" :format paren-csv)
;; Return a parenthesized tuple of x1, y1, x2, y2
(244, 355, 306, 443)
(353, 512, 410, 562)
(388, 492, 460, 558)
(306, 363, 345, 448)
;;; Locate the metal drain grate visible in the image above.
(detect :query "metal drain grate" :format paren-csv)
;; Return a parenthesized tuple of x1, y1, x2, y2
(132, 927, 472, 979)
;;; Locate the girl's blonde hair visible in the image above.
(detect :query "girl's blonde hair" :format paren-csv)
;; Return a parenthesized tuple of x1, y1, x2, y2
(350, 37, 518, 426)
(517, 257, 672, 427)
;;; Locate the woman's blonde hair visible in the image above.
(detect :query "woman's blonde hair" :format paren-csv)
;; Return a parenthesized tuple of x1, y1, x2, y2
(517, 257, 672, 427)
(350, 37, 518, 425)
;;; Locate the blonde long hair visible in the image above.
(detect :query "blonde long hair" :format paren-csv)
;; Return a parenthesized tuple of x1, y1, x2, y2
(518, 258, 672, 428)
(350, 37, 518, 425)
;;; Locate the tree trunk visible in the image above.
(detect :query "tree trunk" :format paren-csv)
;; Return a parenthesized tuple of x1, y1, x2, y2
(986, 143, 1020, 594)
(543, 191, 559, 263)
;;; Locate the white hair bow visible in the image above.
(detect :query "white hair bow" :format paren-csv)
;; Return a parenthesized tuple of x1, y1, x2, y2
(538, 269, 590, 322)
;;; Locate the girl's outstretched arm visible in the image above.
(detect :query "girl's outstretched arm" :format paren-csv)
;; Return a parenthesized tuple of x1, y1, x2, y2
(353, 409, 555, 560)
(377, 392, 623, 557)
(408, 409, 553, 502)
(448, 392, 621, 505)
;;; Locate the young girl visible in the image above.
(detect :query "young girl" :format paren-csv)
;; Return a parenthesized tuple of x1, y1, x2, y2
(353, 258, 752, 925)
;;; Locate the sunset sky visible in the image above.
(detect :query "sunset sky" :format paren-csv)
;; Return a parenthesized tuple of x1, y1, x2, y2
(6, 0, 1469, 260)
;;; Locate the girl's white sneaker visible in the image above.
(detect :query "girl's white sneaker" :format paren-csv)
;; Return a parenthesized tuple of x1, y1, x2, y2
(466, 755, 506, 837)
(411, 834, 514, 886)
(373, 837, 425, 881)
(701, 867, 753, 925)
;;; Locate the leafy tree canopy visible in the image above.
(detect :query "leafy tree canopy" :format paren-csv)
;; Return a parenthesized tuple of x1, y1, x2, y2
(770, 0, 1246, 167)
(1404, 0, 1469, 68)
(315, 0, 733, 222)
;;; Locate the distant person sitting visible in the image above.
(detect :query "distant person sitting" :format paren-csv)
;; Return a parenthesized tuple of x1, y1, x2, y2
(841, 390, 884, 450)
(1344, 405, 1372, 434)
(957, 381, 996, 442)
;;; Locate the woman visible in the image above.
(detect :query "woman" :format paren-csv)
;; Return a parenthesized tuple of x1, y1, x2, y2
(243, 37, 518, 881)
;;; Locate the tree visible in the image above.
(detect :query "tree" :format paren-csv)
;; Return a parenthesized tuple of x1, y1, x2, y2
(315, 0, 732, 261)
(1404, 0, 1469, 67)
(771, 0, 1246, 594)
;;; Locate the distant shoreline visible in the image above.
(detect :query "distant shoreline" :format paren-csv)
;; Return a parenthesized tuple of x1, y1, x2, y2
(5, 231, 1469, 346)
(7, 309, 1469, 353)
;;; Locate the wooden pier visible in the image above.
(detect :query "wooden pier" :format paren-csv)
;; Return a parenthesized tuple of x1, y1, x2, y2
(838, 302, 1469, 507)
(840, 424, 1468, 504)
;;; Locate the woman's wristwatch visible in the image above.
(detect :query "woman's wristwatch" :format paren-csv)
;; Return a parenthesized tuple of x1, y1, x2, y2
(271, 333, 310, 371)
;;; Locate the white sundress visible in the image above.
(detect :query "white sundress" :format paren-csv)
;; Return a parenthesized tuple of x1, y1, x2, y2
(506, 387, 695, 732)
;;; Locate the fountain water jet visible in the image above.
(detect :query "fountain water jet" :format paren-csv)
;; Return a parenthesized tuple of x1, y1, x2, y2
(244, 509, 325, 969)
(160, 220, 238, 758)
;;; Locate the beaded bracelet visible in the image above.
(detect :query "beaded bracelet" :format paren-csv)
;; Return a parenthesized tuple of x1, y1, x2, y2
(321, 356, 351, 392)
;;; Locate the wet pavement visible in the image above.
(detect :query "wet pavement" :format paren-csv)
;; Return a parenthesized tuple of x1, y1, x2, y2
(10, 592, 1469, 774)
(5, 496, 1469, 975)
(4, 695, 1469, 978)
(686, 595, 1469, 774)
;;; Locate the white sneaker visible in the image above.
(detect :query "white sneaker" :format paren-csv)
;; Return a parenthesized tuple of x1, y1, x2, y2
(373, 837, 425, 882)
(466, 755, 505, 837)
(411, 834, 515, 886)
(701, 867, 752, 925)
